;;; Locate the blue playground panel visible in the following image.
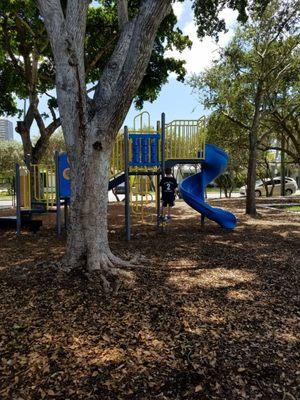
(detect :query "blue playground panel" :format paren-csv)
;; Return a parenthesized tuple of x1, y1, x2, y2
(129, 134, 160, 167)
(58, 153, 71, 198)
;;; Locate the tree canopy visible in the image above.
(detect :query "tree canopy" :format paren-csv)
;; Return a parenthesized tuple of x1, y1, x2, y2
(0, 0, 191, 163)
(189, 0, 300, 213)
(0, 141, 23, 177)
(0, 0, 192, 117)
(21, 0, 276, 280)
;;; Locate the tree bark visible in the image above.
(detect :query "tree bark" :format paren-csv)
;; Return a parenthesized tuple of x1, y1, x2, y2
(246, 82, 263, 216)
(16, 122, 33, 168)
(65, 132, 111, 271)
(246, 140, 258, 214)
(63, 123, 132, 291)
(37, 0, 172, 290)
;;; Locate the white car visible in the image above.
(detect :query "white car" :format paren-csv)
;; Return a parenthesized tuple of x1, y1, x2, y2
(240, 177, 298, 197)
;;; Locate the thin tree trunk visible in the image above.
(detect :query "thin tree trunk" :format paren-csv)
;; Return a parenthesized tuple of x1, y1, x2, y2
(246, 82, 263, 216)
(280, 134, 286, 196)
(16, 123, 32, 168)
(246, 139, 257, 215)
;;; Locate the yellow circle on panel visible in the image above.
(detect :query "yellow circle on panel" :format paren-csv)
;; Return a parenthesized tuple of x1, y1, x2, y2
(63, 168, 70, 180)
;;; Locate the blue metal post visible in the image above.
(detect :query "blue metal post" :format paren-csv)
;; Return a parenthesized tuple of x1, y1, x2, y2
(156, 120, 161, 228)
(151, 138, 158, 165)
(161, 113, 166, 177)
(124, 127, 131, 241)
(141, 137, 149, 164)
(132, 136, 139, 165)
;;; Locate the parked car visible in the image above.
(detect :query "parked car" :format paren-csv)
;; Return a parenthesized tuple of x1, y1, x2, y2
(114, 182, 126, 195)
(239, 177, 298, 197)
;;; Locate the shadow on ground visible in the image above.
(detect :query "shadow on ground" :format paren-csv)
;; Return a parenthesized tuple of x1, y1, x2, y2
(0, 198, 299, 400)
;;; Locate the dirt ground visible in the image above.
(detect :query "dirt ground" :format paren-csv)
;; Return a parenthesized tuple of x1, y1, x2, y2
(0, 198, 299, 400)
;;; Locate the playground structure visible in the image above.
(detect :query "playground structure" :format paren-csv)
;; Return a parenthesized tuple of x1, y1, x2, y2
(0, 111, 236, 235)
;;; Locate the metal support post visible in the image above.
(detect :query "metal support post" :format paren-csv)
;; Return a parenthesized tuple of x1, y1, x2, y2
(124, 126, 131, 241)
(161, 112, 166, 177)
(201, 214, 205, 228)
(156, 120, 161, 228)
(280, 135, 286, 196)
(64, 200, 68, 230)
(16, 163, 21, 235)
(159, 113, 166, 232)
(55, 151, 61, 235)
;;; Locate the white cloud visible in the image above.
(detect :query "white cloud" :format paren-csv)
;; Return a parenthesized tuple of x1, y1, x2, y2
(167, 5, 238, 75)
(172, 2, 185, 20)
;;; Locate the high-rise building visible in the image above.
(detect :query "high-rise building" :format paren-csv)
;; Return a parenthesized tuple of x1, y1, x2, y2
(0, 119, 14, 141)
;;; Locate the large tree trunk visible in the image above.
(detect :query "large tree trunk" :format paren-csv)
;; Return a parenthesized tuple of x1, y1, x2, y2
(37, 0, 172, 290)
(64, 123, 129, 291)
(65, 131, 111, 271)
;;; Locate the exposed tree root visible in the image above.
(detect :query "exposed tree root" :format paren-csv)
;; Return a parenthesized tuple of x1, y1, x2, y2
(61, 248, 152, 293)
(87, 250, 135, 294)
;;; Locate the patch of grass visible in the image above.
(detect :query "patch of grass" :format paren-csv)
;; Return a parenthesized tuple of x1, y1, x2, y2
(0, 194, 12, 200)
(206, 187, 240, 194)
(286, 205, 300, 212)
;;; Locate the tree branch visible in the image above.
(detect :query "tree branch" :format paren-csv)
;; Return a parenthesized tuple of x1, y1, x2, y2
(258, 145, 299, 163)
(49, 104, 57, 121)
(269, 111, 300, 154)
(94, 0, 172, 133)
(66, 0, 90, 63)
(2, 17, 25, 77)
(38, 0, 93, 148)
(118, 0, 129, 31)
(85, 34, 118, 76)
(37, 0, 66, 57)
(34, 109, 46, 136)
(222, 111, 251, 131)
(13, 12, 36, 38)
(46, 118, 61, 134)
(33, 117, 61, 163)
(23, 97, 39, 131)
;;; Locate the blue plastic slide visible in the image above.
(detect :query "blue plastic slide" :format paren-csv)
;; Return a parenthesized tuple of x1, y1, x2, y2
(179, 144, 237, 229)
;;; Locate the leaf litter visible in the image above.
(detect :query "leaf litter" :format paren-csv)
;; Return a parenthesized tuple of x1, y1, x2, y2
(0, 198, 299, 399)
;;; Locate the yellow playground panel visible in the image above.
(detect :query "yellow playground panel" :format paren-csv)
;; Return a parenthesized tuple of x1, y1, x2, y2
(165, 117, 206, 160)
(109, 112, 207, 225)
(31, 164, 56, 209)
(20, 167, 31, 209)
(20, 164, 56, 210)
(110, 133, 124, 178)
(18, 112, 206, 227)
(130, 175, 156, 224)
(128, 112, 160, 224)
(110, 115, 206, 177)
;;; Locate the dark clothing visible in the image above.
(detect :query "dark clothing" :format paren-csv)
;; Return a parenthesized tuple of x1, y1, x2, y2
(160, 176, 178, 207)
(162, 194, 175, 207)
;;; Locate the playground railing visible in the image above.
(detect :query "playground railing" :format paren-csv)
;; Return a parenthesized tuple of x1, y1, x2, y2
(19, 164, 56, 211)
(110, 133, 125, 179)
(20, 166, 31, 209)
(165, 117, 206, 160)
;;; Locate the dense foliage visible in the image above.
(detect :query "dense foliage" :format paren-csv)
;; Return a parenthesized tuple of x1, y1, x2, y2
(189, 0, 300, 210)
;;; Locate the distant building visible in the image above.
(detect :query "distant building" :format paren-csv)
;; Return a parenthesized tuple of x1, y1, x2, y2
(0, 119, 14, 141)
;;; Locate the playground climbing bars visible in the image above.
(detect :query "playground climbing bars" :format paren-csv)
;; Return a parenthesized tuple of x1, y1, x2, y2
(13, 111, 206, 237)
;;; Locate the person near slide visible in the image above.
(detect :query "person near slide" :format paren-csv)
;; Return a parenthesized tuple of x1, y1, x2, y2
(159, 167, 178, 221)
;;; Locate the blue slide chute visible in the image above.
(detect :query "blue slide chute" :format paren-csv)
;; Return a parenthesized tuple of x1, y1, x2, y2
(179, 144, 237, 229)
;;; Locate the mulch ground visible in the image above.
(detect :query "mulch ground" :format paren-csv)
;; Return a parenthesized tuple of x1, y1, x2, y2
(0, 198, 299, 400)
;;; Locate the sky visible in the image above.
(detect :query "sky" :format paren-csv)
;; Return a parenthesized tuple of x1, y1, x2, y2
(8, 1, 238, 141)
